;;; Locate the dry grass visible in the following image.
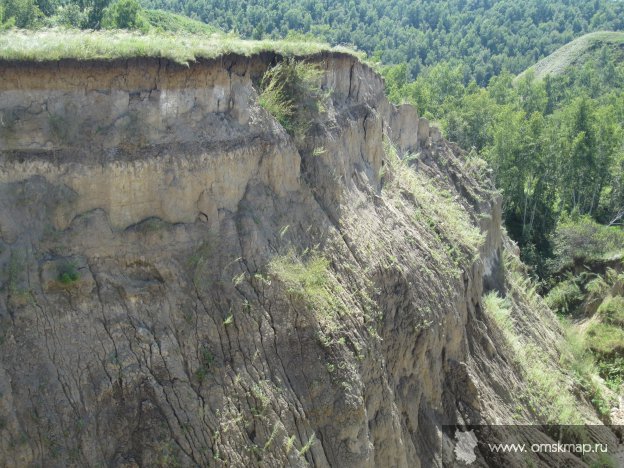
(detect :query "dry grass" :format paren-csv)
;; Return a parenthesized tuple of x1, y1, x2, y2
(0, 28, 362, 64)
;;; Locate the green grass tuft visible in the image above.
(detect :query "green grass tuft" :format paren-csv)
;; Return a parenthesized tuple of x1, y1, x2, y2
(268, 250, 331, 307)
(384, 142, 484, 259)
(267, 250, 346, 330)
(57, 262, 79, 285)
(483, 292, 514, 334)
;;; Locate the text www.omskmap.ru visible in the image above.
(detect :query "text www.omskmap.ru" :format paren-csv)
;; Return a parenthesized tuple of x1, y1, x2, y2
(488, 442, 608, 455)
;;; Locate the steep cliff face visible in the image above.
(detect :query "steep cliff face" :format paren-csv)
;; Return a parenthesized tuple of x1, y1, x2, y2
(0, 53, 608, 467)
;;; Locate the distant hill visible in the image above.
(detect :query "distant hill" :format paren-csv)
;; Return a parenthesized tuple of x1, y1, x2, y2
(518, 31, 624, 81)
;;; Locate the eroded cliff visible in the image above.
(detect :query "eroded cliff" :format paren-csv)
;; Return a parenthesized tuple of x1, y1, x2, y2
(0, 51, 613, 467)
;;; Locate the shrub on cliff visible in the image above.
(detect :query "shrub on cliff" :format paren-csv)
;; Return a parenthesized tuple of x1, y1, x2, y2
(57, 261, 79, 285)
(258, 59, 327, 139)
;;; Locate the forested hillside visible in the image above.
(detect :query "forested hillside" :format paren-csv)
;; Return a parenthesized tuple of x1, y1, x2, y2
(383, 34, 624, 276)
(140, 0, 624, 83)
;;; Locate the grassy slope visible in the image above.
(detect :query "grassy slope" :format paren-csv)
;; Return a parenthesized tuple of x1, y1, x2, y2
(519, 31, 624, 80)
(143, 9, 219, 34)
(0, 29, 361, 65)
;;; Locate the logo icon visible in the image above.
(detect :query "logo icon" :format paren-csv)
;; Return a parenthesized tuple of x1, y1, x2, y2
(454, 429, 478, 465)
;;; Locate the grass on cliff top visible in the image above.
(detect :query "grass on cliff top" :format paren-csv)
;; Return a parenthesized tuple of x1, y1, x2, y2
(0, 29, 362, 65)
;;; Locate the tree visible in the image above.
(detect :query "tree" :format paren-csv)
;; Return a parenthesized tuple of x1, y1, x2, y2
(84, 0, 112, 29)
(101, 0, 146, 29)
(1, 0, 43, 28)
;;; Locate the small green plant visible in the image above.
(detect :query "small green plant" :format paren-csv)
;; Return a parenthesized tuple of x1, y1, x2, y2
(195, 346, 214, 382)
(312, 146, 327, 157)
(268, 250, 340, 317)
(483, 292, 514, 335)
(597, 356, 624, 390)
(258, 74, 293, 128)
(263, 425, 280, 451)
(284, 434, 296, 454)
(48, 113, 70, 144)
(250, 382, 270, 413)
(298, 432, 316, 457)
(383, 141, 483, 258)
(188, 239, 216, 289)
(585, 322, 624, 355)
(585, 275, 609, 299)
(232, 272, 245, 286)
(58, 262, 79, 284)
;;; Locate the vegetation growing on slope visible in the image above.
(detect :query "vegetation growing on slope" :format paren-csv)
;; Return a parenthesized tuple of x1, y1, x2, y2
(549, 216, 624, 273)
(383, 143, 484, 264)
(483, 291, 583, 424)
(57, 262, 79, 285)
(381, 30, 624, 406)
(544, 221, 624, 393)
(485, 253, 618, 423)
(258, 59, 327, 139)
(268, 251, 336, 314)
(266, 249, 379, 346)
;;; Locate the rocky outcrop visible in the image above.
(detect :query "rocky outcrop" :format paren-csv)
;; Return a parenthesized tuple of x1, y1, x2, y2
(0, 52, 609, 467)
